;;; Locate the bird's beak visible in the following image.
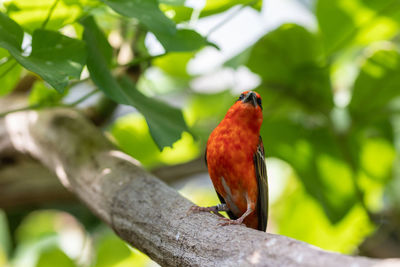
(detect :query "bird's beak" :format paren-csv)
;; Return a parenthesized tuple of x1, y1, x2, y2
(242, 91, 257, 107)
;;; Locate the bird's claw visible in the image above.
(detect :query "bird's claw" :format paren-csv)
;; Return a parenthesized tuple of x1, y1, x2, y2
(187, 205, 225, 218)
(217, 217, 245, 226)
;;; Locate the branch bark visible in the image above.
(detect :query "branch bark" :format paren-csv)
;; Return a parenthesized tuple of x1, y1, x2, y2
(1, 108, 399, 267)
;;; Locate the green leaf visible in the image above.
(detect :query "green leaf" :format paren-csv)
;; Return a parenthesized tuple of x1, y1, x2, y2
(0, 12, 23, 53)
(0, 13, 86, 92)
(118, 76, 190, 149)
(247, 24, 334, 114)
(349, 47, 400, 118)
(200, 0, 262, 17)
(101, 0, 176, 35)
(81, 16, 123, 102)
(12, 29, 86, 92)
(82, 16, 190, 149)
(156, 29, 211, 52)
(5, 0, 82, 33)
(160, 4, 193, 23)
(100, 0, 210, 52)
(273, 175, 374, 253)
(261, 118, 357, 223)
(159, 0, 185, 5)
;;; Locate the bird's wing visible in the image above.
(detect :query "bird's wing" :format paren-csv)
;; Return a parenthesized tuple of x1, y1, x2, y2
(254, 136, 269, 231)
(205, 148, 238, 220)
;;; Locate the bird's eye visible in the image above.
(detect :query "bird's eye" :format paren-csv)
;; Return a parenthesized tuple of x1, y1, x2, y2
(257, 97, 262, 109)
(238, 94, 245, 101)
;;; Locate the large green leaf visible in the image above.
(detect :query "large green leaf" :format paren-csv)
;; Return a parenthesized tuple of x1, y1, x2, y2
(159, 0, 185, 5)
(261, 118, 357, 223)
(0, 13, 86, 92)
(160, 5, 193, 23)
(0, 12, 23, 53)
(100, 0, 210, 52)
(156, 29, 210, 52)
(81, 16, 122, 101)
(349, 48, 400, 118)
(273, 175, 373, 253)
(82, 16, 190, 149)
(118, 76, 190, 149)
(101, 0, 176, 35)
(13, 29, 86, 92)
(247, 24, 334, 114)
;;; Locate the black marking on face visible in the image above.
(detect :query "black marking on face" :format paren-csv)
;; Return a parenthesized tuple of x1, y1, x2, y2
(238, 91, 262, 109)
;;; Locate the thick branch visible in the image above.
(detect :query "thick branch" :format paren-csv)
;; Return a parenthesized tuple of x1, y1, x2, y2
(2, 109, 399, 266)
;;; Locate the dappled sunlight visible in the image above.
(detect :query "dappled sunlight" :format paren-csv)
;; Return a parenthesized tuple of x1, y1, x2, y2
(5, 112, 38, 153)
(54, 160, 70, 188)
(108, 150, 141, 167)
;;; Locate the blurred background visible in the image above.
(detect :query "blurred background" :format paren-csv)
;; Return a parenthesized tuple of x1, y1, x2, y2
(1, 0, 400, 266)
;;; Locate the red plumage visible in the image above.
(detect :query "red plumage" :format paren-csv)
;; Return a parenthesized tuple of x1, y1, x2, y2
(194, 91, 269, 231)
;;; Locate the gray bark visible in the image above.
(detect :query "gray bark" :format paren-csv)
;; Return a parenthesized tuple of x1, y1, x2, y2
(1, 108, 399, 267)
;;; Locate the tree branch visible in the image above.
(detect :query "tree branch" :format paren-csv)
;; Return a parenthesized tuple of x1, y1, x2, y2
(1, 109, 399, 266)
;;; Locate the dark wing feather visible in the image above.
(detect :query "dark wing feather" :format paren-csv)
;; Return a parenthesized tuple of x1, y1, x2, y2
(205, 148, 238, 220)
(254, 136, 269, 231)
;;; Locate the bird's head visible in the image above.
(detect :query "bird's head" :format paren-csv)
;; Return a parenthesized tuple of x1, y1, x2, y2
(237, 91, 262, 110)
(224, 91, 263, 130)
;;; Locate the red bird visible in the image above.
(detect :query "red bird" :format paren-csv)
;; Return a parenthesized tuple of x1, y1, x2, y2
(191, 91, 268, 231)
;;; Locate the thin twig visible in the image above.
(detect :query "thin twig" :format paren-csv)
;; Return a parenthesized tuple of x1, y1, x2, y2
(64, 89, 99, 107)
(206, 0, 260, 37)
(207, 5, 245, 36)
(0, 104, 41, 118)
(41, 0, 60, 29)
(0, 88, 99, 118)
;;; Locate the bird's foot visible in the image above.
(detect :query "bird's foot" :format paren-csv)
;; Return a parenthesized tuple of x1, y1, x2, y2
(218, 217, 245, 226)
(187, 204, 227, 218)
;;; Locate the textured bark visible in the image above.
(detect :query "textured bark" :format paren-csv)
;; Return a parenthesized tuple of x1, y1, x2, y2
(1, 108, 399, 267)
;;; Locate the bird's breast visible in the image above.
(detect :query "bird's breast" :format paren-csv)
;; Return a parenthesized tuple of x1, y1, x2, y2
(206, 123, 259, 216)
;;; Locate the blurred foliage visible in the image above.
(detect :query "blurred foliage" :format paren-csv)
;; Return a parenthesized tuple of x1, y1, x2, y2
(110, 113, 199, 168)
(1, 0, 400, 265)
